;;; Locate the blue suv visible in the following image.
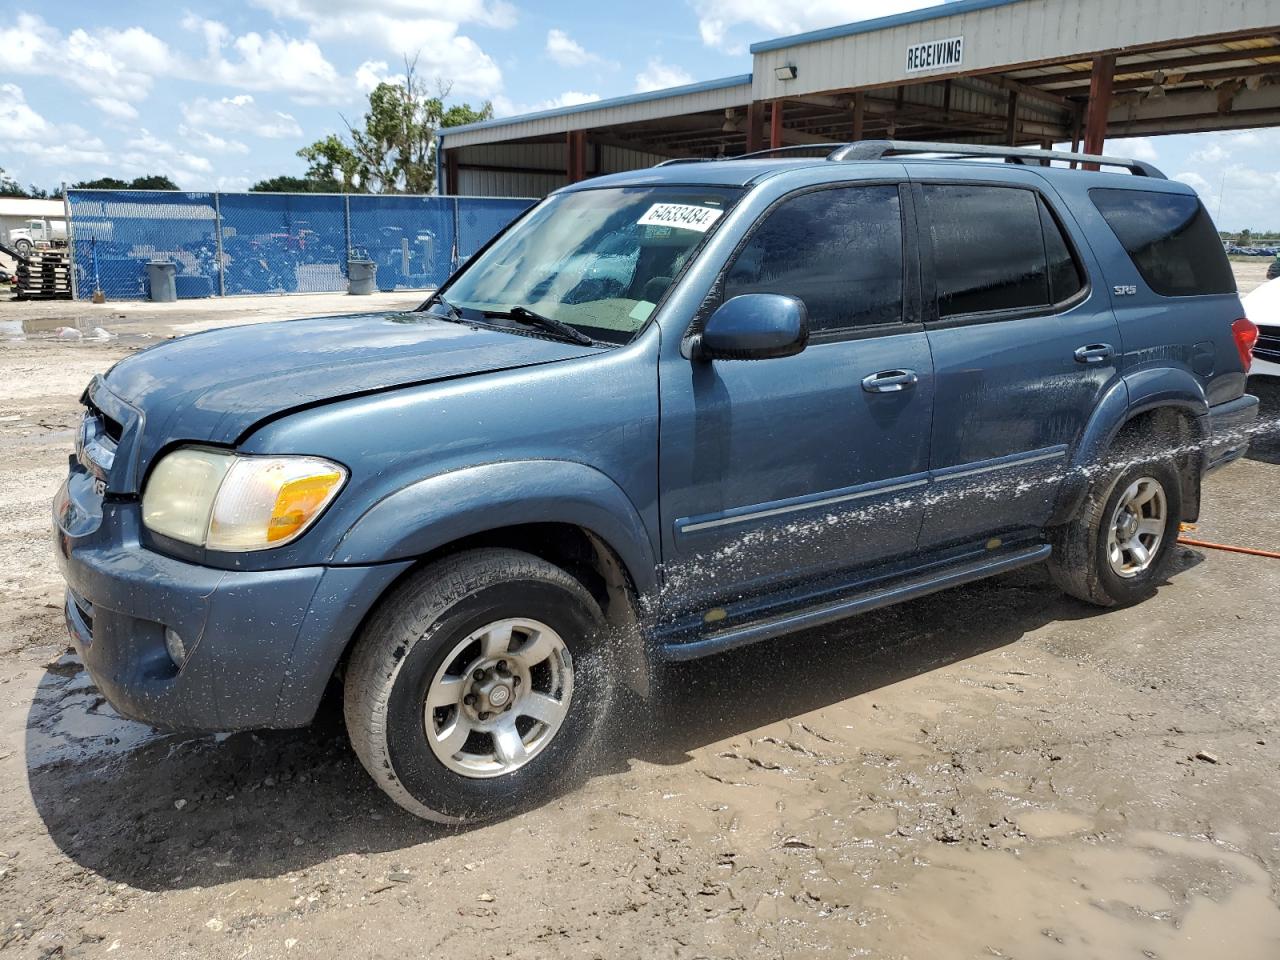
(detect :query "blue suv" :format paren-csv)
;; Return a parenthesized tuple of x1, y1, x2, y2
(54, 141, 1260, 821)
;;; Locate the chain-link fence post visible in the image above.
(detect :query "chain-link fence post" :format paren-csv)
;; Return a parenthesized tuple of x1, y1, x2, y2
(62, 183, 80, 300)
(455, 193, 465, 272)
(213, 192, 226, 297)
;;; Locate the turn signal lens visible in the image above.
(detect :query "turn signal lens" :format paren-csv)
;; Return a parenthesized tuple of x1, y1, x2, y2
(1233, 316, 1258, 373)
(207, 457, 346, 551)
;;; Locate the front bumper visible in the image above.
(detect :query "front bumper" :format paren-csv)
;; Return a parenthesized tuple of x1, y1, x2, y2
(1204, 393, 1259, 472)
(53, 461, 411, 732)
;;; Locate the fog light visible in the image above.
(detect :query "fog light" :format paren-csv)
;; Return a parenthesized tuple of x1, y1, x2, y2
(164, 627, 188, 668)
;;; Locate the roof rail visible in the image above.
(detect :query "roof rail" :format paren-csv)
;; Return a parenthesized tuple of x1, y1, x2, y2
(653, 140, 1165, 178)
(826, 140, 1166, 178)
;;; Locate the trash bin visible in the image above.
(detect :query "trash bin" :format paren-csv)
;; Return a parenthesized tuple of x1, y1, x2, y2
(146, 260, 177, 302)
(348, 258, 377, 296)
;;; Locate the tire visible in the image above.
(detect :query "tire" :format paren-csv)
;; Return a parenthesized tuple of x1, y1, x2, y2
(14, 240, 31, 258)
(344, 548, 613, 823)
(1047, 453, 1183, 608)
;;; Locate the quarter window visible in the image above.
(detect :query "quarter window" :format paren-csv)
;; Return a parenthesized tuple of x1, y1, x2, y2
(1039, 196, 1085, 304)
(1089, 188, 1235, 297)
(723, 185, 904, 334)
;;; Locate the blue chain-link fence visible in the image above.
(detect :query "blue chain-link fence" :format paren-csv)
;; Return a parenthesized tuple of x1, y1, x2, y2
(66, 190, 535, 301)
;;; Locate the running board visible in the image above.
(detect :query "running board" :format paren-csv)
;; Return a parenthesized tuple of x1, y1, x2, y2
(657, 543, 1051, 662)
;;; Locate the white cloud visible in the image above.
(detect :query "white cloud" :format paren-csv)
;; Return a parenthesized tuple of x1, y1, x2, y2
(91, 97, 140, 121)
(545, 29, 612, 68)
(692, 0, 939, 53)
(177, 125, 251, 155)
(245, 0, 510, 98)
(1190, 142, 1229, 165)
(0, 84, 114, 175)
(0, 14, 174, 102)
(120, 129, 214, 181)
(0, 83, 54, 140)
(179, 17, 343, 103)
(494, 90, 602, 117)
(181, 94, 303, 139)
(1111, 136, 1159, 163)
(634, 58, 694, 93)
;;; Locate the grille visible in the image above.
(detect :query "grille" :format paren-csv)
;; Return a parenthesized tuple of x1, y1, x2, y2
(84, 400, 123, 442)
(1256, 327, 1280, 363)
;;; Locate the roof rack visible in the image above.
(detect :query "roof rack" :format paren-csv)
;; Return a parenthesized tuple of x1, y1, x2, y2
(653, 139, 1165, 178)
(826, 140, 1166, 178)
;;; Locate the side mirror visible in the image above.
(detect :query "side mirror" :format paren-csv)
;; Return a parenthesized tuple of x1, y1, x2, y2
(692, 293, 809, 361)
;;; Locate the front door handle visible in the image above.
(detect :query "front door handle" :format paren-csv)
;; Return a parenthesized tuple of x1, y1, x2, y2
(861, 369, 919, 393)
(1074, 343, 1115, 364)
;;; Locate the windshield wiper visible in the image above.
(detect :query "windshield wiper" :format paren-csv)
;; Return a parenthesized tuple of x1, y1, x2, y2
(483, 306, 594, 346)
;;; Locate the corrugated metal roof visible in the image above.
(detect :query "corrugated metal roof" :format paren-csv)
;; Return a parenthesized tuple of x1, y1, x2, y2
(440, 74, 753, 141)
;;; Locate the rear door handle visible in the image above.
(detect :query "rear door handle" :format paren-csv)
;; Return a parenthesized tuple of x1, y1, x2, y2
(861, 369, 919, 393)
(1074, 343, 1115, 364)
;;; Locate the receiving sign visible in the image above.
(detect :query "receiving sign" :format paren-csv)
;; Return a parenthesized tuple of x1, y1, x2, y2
(905, 35, 964, 74)
(638, 203, 724, 233)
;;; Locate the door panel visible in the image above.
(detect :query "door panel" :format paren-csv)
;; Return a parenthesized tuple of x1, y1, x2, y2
(913, 179, 1122, 549)
(659, 333, 934, 608)
(656, 181, 936, 612)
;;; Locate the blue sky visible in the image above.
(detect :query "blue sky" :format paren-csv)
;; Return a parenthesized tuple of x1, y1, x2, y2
(1, 0, 1277, 229)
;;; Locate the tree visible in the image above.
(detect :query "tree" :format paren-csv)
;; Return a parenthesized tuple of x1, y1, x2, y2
(250, 174, 340, 193)
(298, 134, 362, 193)
(72, 175, 179, 190)
(268, 59, 493, 195)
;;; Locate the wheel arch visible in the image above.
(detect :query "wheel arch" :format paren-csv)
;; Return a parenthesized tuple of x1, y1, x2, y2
(1051, 368, 1208, 525)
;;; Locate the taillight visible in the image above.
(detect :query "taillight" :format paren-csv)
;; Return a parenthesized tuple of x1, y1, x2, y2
(1232, 317, 1258, 373)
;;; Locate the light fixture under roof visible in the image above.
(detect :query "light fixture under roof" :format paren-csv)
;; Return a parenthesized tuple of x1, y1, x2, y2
(775, 64, 798, 81)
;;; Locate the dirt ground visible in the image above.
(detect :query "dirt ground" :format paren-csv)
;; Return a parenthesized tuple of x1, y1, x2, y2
(1, 284, 1279, 959)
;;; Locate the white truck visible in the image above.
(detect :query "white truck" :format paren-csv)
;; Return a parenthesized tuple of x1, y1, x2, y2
(9, 218, 67, 257)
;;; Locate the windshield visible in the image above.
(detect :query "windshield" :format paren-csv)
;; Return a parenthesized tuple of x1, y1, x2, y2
(435, 186, 742, 344)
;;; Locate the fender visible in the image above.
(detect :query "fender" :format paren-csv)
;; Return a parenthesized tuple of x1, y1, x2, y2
(330, 460, 659, 595)
(1049, 366, 1208, 525)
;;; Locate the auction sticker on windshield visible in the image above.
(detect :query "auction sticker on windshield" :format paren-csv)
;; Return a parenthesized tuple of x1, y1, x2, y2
(638, 203, 723, 233)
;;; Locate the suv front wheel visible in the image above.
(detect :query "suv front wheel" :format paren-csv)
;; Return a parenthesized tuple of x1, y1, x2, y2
(344, 548, 613, 822)
(1048, 457, 1183, 607)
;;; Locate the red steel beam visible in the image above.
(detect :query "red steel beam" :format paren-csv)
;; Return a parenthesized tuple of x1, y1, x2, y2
(1082, 54, 1116, 168)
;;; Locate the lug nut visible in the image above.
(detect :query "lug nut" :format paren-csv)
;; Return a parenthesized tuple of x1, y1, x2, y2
(463, 693, 476, 706)
(473, 668, 486, 681)
(496, 660, 509, 675)
(478, 711, 491, 721)
(512, 676, 521, 687)
(504, 703, 512, 712)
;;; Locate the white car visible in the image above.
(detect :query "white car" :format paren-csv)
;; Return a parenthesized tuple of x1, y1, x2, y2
(1243, 278, 1280, 377)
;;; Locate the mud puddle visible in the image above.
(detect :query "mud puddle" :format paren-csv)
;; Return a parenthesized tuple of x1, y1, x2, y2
(872, 830, 1280, 959)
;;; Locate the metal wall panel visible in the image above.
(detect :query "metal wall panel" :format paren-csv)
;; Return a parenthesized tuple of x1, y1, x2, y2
(453, 142, 670, 198)
(752, 0, 1279, 100)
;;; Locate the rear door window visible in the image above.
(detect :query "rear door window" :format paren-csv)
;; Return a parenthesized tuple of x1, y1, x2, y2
(722, 185, 904, 334)
(921, 184, 1050, 317)
(1089, 188, 1235, 296)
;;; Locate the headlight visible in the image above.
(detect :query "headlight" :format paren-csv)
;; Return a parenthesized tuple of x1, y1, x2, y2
(142, 447, 347, 552)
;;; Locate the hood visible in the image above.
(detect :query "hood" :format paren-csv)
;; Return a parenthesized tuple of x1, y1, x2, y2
(99, 311, 600, 491)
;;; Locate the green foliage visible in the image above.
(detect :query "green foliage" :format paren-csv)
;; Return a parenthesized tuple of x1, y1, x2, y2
(250, 174, 340, 193)
(72, 175, 180, 191)
(276, 59, 493, 195)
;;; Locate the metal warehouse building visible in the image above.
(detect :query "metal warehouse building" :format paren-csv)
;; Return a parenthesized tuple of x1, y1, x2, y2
(437, 0, 1280, 197)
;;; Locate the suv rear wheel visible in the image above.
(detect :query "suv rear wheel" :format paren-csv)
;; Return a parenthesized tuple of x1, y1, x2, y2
(1048, 455, 1183, 607)
(344, 548, 613, 822)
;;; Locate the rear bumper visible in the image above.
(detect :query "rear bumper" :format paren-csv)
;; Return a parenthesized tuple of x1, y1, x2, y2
(1204, 393, 1259, 472)
(54, 466, 411, 732)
